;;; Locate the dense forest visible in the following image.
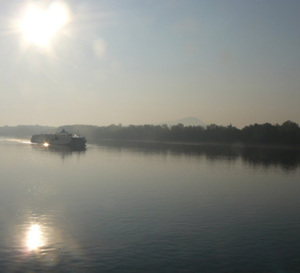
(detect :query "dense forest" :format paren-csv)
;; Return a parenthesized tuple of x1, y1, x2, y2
(59, 120, 300, 147)
(1, 121, 300, 147)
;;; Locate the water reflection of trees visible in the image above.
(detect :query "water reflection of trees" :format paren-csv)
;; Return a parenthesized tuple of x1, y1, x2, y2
(95, 140, 300, 171)
(241, 146, 300, 171)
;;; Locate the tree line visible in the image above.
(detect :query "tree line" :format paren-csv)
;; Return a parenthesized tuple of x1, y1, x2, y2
(59, 120, 300, 147)
(0, 121, 299, 147)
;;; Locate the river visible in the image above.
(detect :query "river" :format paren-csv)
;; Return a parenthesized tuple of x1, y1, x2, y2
(0, 138, 300, 272)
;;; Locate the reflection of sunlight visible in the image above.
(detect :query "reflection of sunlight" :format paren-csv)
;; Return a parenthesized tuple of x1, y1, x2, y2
(19, 2, 70, 47)
(26, 224, 44, 251)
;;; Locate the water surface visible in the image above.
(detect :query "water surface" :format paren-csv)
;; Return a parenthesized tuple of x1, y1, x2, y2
(0, 139, 300, 272)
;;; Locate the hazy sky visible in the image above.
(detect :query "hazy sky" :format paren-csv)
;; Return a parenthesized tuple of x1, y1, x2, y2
(0, 0, 299, 127)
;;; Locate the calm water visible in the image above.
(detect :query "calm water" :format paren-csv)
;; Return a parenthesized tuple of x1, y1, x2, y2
(1, 139, 300, 272)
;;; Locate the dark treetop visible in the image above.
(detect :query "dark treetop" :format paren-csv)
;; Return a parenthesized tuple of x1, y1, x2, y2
(1, 121, 299, 148)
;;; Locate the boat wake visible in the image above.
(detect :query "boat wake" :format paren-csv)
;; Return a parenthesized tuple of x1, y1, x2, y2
(0, 137, 32, 144)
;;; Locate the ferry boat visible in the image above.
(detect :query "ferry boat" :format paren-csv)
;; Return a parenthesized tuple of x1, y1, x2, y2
(31, 129, 86, 148)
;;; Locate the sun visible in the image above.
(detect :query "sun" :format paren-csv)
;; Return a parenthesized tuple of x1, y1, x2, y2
(19, 2, 70, 47)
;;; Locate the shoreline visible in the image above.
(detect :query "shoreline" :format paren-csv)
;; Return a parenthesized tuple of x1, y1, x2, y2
(90, 138, 300, 151)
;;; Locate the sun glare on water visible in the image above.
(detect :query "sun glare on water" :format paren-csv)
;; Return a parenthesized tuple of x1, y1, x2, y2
(26, 224, 44, 251)
(19, 2, 70, 47)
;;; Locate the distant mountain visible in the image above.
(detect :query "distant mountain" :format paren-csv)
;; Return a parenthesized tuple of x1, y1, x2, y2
(158, 117, 206, 127)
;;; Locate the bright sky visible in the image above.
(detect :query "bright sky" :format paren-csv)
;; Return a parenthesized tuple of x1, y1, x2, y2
(0, 0, 299, 127)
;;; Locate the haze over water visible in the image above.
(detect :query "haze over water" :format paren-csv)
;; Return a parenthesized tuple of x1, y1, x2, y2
(1, 1, 300, 271)
(1, 139, 300, 272)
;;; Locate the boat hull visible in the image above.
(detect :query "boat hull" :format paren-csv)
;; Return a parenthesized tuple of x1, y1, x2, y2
(31, 132, 86, 148)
